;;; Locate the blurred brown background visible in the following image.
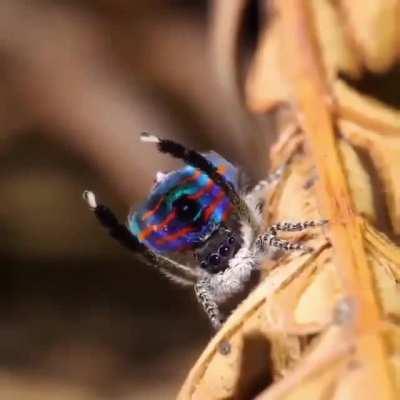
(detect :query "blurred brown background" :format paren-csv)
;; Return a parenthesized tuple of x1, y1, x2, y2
(0, 0, 270, 398)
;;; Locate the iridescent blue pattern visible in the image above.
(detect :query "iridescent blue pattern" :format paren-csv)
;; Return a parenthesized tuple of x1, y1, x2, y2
(128, 152, 238, 253)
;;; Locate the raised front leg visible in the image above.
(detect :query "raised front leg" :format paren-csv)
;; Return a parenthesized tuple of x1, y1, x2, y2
(83, 190, 197, 284)
(195, 279, 223, 331)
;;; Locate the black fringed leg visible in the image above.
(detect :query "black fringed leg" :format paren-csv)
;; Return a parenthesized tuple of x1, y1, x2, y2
(83, 191, 197, 283)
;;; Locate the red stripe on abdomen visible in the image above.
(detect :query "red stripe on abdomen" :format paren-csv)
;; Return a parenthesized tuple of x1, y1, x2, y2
(139, 211, 176, 240)
(155, 226, 194, 245)
(204, 190, 225, 220)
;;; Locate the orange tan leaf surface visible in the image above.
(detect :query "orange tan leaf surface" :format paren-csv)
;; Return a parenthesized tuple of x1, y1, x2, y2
(178, 0, 400, 398)
(340, 0, 400, 73)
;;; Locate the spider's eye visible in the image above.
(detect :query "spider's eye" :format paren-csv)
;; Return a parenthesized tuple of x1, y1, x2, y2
(219, 245, 230, 257)
(228, 236, 235, 245)
(173, 196, 201, 222)
(209, 254, 221, 265)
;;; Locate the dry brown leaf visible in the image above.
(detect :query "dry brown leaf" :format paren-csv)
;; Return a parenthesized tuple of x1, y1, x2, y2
(309, 0, 362, 80)
(178, 0, 400, 398)
(339, 0, 400, 73)
(335, 80, 400, 135)
(339, 120, 400, 234)
(245, 17, 290, 112)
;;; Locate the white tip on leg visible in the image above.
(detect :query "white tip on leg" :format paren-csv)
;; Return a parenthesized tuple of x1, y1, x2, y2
(82, 190, 97, 209)
(140, 132, 160, 143)
(155, 171, 167, 184)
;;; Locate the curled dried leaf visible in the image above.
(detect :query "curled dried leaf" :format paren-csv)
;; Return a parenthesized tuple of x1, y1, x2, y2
(179, 0, 400, 398)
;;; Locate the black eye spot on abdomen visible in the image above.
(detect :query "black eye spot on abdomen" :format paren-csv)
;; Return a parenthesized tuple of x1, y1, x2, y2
(173, 196, 201, 222)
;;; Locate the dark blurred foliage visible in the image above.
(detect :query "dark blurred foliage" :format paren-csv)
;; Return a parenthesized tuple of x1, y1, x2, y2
(0, 0, 270, 398)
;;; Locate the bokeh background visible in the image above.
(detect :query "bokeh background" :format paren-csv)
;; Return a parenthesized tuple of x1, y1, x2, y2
(0, 1, 272, 398)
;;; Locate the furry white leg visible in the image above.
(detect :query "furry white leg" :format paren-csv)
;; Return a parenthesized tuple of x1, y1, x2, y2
(193, 243, 261, 329)
(195, 279, 223, 330)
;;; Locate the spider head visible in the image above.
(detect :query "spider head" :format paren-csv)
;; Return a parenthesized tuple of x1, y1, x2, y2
(128, 152, 240, 254)
(195, 225, 243, 274)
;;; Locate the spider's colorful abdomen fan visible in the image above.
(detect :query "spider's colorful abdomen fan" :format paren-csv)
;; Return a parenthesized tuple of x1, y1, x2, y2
(129, 152, 239, 253)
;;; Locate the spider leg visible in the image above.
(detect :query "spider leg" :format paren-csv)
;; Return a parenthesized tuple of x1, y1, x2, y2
(157, 269, 194, 287)
(256, 232, 312, 253)
(195, 278, 223, 330)
(252, 164, 286, 193)
(83, 191, 197, 283)
(246, 165, 287, 217)
(140, 132, 259, 237)
(266, 164, 286, 185)
(268, 220, 328, 235)
(255, 219, 327, 254)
